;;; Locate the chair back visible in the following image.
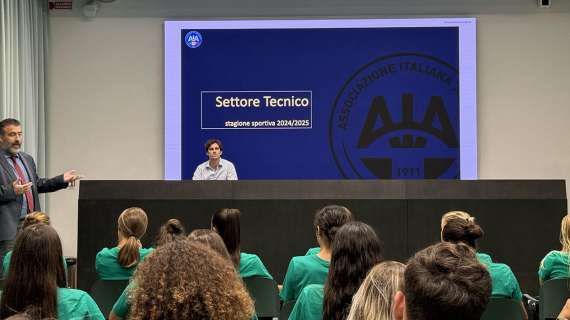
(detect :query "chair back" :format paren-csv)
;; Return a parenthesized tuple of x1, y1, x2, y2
(481, 298, 525, 320)
(89, 279, 129, 318)
(540, 278, 570, 320)
(243, 277, 280, 319)
(279, 300, 296, 320)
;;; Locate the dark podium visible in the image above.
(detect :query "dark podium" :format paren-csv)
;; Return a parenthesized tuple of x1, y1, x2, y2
(78, 180, 566, 295)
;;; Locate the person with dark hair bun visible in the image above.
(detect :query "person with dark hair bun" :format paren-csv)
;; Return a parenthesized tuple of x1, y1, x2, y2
(154, 218, 186, 247)
(441, 211, 527, 320)
(0, 224, 103, 319)
(96, 207, 153, 280)
(280, 205, 353, 302)
(290, 221, 383, 320)
(212, 208, 272, 279)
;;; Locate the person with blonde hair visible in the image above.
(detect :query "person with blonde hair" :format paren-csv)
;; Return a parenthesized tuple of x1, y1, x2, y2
(346, 261, 405, 320)
(95, 207, 152, 279)
(441, 210, 527, 320)
(539, 214, 570, 283)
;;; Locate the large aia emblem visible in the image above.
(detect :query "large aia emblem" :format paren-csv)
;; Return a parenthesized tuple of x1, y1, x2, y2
(329, 53, 460, 179)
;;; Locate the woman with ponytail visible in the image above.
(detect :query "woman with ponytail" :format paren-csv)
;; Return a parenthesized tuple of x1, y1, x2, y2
(212, 208, 272, 279)
(96, 207, 152, 280)
(441, 211, 527, 320)
(539, 214, 570, 283)
(280, 204, 353, 302)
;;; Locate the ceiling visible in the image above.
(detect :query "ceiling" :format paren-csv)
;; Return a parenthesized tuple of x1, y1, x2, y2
(49, 0, 570, 18)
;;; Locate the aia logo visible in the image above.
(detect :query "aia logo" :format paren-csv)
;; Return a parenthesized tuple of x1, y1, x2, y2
(329, 53, 460, 179)
(184, 31, 203, 48)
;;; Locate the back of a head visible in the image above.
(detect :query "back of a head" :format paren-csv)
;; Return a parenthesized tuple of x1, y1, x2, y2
(323, 221, 383, 320)
(0, 224, 66, 319)
(211, 208, 241, 268)
(188, 229, 232, 262)
(128, 240, 254, 320)
(404, 242, 492, 320)
(314, 205, 354, 247)
(347, 261, 405, 320)
(155, 218, 186, 247)
(22, 212, 50, 229)
(117, 207, 148, 268)
(441, 215, 484, 249)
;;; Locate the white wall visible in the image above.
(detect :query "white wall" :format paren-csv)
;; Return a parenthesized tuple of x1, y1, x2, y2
(47, 14, 570, 256)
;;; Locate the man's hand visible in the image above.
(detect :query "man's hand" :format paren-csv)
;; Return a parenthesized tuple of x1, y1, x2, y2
(12, 179, 32, 195)
(63, 170, 81, 187)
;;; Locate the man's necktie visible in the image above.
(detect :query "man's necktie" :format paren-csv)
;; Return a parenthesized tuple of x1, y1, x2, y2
(10, 155, 34, 212)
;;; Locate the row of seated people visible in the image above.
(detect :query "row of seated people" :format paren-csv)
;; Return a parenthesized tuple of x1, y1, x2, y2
(2, 205, 570, 319)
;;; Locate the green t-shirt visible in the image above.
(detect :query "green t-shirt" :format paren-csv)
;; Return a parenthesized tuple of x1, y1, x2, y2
(280, 254, 329, 301)
(305, 247, 320, 256)
(289, 284, 324, 320)
(95, 247, 154, 280)
(112, 283, 132, 318)
(539, 250, 570, 282)
(58, 288, 105, 320)
(0, 288, 104, 320)
(3, 251, 67, 278)
(239, 252, 273, 279)
(477, 252, 523, 300)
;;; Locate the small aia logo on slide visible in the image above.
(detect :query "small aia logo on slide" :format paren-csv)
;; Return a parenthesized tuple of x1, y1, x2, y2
(185, 31, 203, 48)
(329, 53, 460, 179)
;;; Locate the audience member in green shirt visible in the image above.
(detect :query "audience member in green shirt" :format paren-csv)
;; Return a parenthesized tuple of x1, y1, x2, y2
(212, 208, 273, 279)
(117, 240, 255, 320)
(290, 222, 383, 320)
(539, 215, 570, 284)
(441, 210, 527, 320)
(281, 205, 353, 301)
(95, 207, 152, 280)
(0, 224, 104, 319)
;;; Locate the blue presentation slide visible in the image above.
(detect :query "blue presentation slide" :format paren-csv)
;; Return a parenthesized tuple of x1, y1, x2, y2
(164, 20, 476, 180)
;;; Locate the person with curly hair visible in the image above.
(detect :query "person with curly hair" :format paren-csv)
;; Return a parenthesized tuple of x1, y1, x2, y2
(127, 240, 254, 320)
(289, 221, 383, 320)
(0, 224, 104, 319)
(95, 207, 153, 280)
(280, 204, 353, 302)
(212, 208, 272, 279)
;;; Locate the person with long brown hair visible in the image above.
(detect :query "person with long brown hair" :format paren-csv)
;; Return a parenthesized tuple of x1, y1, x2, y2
(2, 211, 53, 277)
(441, 210, 527, 320)
(96, 207, 153, 280)
(289, 221, 383, 320)
(539, 214, 570, 284)
(128, 240, 254, 320)
(280, 205, 353, 302)
(212, 208, 272, 279)
(346, 261, 405, 320)
(0, 224, 104, 319)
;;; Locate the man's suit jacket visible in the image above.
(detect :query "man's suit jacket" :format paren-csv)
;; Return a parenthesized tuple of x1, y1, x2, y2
(0, 151, 68, 241)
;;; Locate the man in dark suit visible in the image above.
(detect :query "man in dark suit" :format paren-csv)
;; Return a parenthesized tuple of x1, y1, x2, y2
(0, 118, 79, 269)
